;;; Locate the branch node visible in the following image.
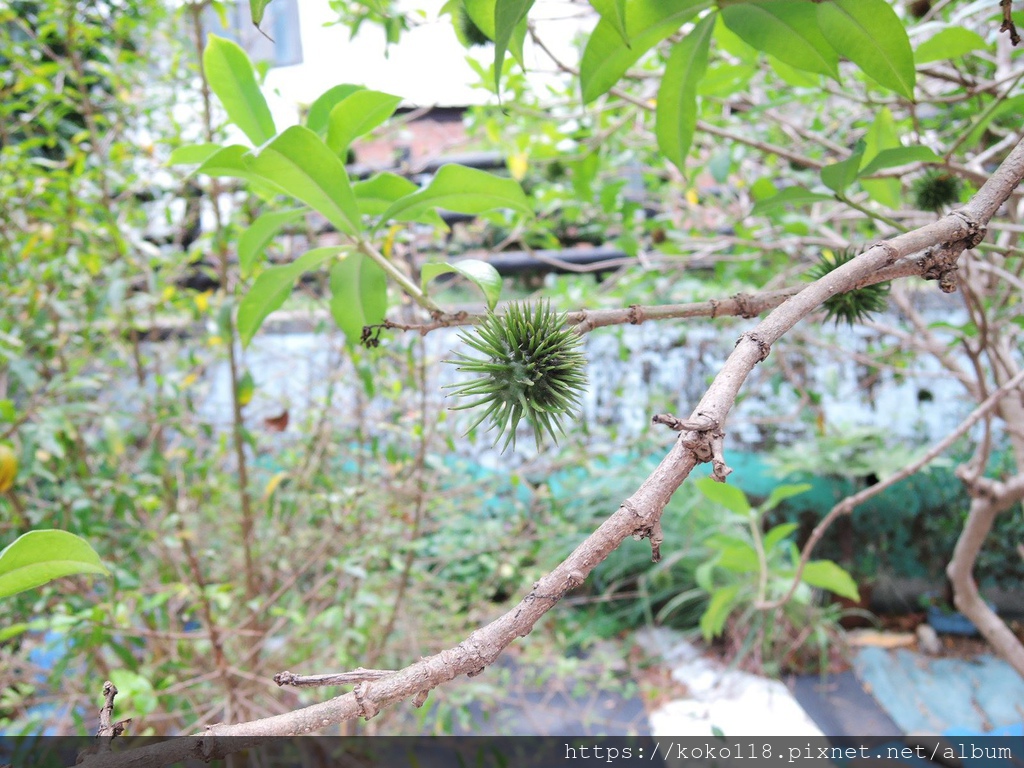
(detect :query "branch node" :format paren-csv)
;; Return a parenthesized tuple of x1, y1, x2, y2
(873, 241, 899, 264)
(733, 292, 758, 319)
(353, 681, 380, 720)
(649, 519, 664, 563)
(1000, 0, 1021, 45)
(708, 431, 733, 482)
(739, 331, 771, 361)
(951, 209, 987, 248)
(567, 569, 586, 589)
(413, 689, 430, 708)
(627, 304, 646, 325)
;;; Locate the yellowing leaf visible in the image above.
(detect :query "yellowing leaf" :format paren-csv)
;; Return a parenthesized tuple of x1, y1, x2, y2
(262, 472, 289, 500)
(508, 152, 529, 181)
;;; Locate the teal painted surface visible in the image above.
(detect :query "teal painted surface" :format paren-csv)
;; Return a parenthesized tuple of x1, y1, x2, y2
(854, 647, 1024, 735)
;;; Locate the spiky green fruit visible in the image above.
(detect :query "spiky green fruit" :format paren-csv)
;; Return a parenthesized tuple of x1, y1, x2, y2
(446, 301, 587, 451)
(809, 249, 890, 326)
(913, 170, 961, 212)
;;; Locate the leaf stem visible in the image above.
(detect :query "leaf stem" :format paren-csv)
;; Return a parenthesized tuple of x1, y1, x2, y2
(355, 238, 442, 313)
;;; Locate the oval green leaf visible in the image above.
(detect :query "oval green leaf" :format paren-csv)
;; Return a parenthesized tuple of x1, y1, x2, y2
(0, 530, 109, 599)
(762, 522, 800, 552)
(168, 143, 222, 166)
(656, 13, 715, 175)
(329, 252, 388, 347)
(203, 35, 276, 146)
(820, 140, 866, 195)
(750, 186, 833, 216)
(590, 0, 630, 46)
(197, 144, 267, 184)
(860, 106, 900, 207)
(237, 247, 340, 346)
(251, 0, 273, 26)
(238, 208, 305, 277)
(355, 172, 433, 222)
(720, 0, 837, 78)
(326, 90, 402, 157)
(857, 145, 942, 177)
(421, 259, 502, 310)
(306, 84, 365, 135)
(816, 0, 915, 99)
(699, 583, 740, 640)
(246, 126, 361, 235)
(695, 475, 750, 515)
(915, 27, 987, 65)
(760, 483, 812, 514)
(580, 0, 711, 104)
(801, 559, 860, 601)
(494, 0, 535, 93)
(380, 164, 531, 222)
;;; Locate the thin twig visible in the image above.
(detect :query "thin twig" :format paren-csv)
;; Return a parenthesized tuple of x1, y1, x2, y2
(758, 366, 1024, 610)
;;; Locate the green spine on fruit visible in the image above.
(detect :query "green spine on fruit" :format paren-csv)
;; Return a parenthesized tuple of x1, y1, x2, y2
(446, 301, 587, 451)
(809, 249, 890, 326)
(913, 170, 961, 212)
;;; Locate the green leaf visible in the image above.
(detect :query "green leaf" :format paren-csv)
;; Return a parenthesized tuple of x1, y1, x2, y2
(168, 143, 222, 166)
(762, 522, 800, 552)
(494, 0, 535, 93)
(816, 0, 915, 99)
(197, 145, 267, 185)
(857, 145, 942, 176)
(237, 248, 339, 346)
(0, 530, 109, 599)
(421, 259, 502, 310)
(768, 55, 821, 88)
(251, 0, 273, 26)
(915, 27, 987, 65)
(820, 140, 865, 195)
(203, 35, 276, 146)
(860, 106, 900, 207)
(0, 623, 30, 642)
(326, 90, 402, 157)
(238, 208, 305, 277)
(699, 584, 740, 641)
(246, 126, 362, 235)
(580, 0, 711, 104)
(801, 560, 860, 601)
(380, 164, 531, 222)
(590, 0, 630, 46)
(465, 0, 496, 39)
(236, 369, 255, 407)
(695, 476, 750, 515)
(720, 0, 837, 78)
(716, 541, 759, 573)
(306, 84, 364, 135)
(751, 185, 833, 216)
(329, 252, 388, 346)
(655, 13, 715, 175)
(354, 173, 416, 212)
(761, 483, 812, 513)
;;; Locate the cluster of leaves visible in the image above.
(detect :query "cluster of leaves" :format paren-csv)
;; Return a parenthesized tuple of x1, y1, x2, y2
(172, 35, 531, 348)
(692, 477, 858, 674)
